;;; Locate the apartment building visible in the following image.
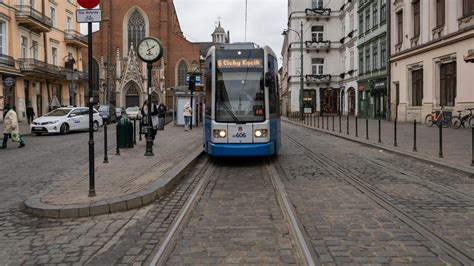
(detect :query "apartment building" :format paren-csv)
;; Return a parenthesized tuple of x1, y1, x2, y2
(283, 0, 344, 115)
(357, 0, 389, 119)
(0, 0, 87, 122)
(339, 0, 359, 116)
(390, 0, 474, 122)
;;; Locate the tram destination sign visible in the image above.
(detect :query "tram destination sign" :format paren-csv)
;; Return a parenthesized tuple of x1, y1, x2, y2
(217, 59, 263, 68)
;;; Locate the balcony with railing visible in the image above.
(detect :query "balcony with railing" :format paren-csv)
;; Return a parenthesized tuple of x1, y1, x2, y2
(15, 5, 52, 32)
(19, 58, 64, 78)
(305, 8, 331, 20)
(64, 29, 88, 48)
(306, 74, 332, 83)
(0, 54, 16, 68)
(305, 40, 331, 51)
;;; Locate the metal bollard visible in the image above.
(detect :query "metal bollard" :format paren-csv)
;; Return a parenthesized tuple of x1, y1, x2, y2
(439, 122, 443, 158)
(339, 115, 342, 133)
(317, 115, 320, 128)
(133, 118, 137, 145)
(347, 115, 349, 135)
(327, 115, 329, 130)
(413, 119, 417, 152)
(366, 118, 369, 140)
(471, 125, 474, 166)
(378, 119, 382, 143)
(139, 119, 143, 141)
(394, 119, 397, 147)
(322, 115, 325, 129)
(332, 116, 335, 131)
(355, 116, 358, 137)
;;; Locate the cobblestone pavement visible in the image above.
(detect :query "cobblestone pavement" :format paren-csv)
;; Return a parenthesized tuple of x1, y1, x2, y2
(278, 122, 473, 265)
(167, 158, 301, 265)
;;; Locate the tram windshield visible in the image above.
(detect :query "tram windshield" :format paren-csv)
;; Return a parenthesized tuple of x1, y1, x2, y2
(215, 71, 265, 123)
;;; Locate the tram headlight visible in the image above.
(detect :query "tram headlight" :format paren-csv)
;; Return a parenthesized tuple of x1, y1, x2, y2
(213, 129, 227, 138)
(254, 129, 268, 138)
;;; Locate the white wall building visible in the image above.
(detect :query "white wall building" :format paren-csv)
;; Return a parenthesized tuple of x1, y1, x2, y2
(390, 0, 474, 122)
(284, 0, 345, 115)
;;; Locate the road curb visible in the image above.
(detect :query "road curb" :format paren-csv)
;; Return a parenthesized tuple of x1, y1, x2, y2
(284, 118, 474, 179)
(23, 147, 204, 218)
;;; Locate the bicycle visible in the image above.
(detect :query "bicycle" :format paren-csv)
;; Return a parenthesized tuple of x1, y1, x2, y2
(425, 106, 451, 128)
(450, 108, 474, 129)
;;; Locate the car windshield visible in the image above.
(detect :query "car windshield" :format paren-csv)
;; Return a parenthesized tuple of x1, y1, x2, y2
(215, 71, 264, 123)
(98, 106, 108, 111)
(44, 109, 71, 117)
(127, 107, 139, 112)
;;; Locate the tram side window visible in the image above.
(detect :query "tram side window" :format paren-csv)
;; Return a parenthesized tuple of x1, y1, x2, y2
(268, 55, 278, 116)
(204, 59, 212, 118)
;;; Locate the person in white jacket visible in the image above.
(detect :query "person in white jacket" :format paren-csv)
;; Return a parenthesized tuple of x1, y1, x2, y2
(183, 102, 192, 131)
(1, 105, 25, 149)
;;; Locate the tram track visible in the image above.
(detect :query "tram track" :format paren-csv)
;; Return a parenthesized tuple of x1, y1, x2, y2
(146, 156, 317, 265)
(285, 132, 474, 265)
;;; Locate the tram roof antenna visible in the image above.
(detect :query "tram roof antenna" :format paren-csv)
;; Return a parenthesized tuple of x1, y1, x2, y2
(244, 0, 248, 42)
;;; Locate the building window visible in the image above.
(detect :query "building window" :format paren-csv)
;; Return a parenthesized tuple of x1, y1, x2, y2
(67, 16, 72, 31)
(412, 69, 423, 106)
(413, 0, 420, 38)
(380, 41, 386, 69)
(440, 62, 456, 106)
(463, 0, 474, 17)
(396, 11, 403, 44)
(20, 36, 28, 58)
(359, 50, 364, 74)
(128, 10, 146, 51)
(436, 0, 445, 27)
(50, 6, 56, 27)
(365, 47, 370, 73)
(177, 60, 188, 86)
(350, 48, 354, 70)
(312, 0, 323, 9)
(52, 47, 58, 65)
(372, 3, 378, 28)
(32, 40, 38, 59)
(359, 14, 364, 34)
(372, 42, 378, 71)
(0, 21, 5, 55)
(311, 58, 324, 75)
(350, 13, 354, 32)
(365, 8, 370, 33)
(380, 0, 386, 23)
(311, 26, 324, 42)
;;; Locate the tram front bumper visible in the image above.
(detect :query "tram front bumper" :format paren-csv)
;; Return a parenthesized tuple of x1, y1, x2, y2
(207, 141, 275, 157)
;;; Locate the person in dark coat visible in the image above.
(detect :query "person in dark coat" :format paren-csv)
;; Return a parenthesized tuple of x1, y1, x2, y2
(157, 103, 166, 130)
(141, 100, 159, 140)
(26, 102, 35, 125)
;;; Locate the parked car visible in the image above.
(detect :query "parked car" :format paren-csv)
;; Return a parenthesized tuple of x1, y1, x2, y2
(30, 107, 103, 135)
(97, 104, 117, 123)
(115, 107, 126, 120)
(126, 106, 141, 120)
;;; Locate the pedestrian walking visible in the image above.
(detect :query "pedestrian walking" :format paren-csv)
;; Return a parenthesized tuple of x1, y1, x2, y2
(141, 100, 159, 140)
(1, 105, 25, 149)
(183, 102, 192, 131)
(157, 103, 166, 130)
(26, 102, 35, 125)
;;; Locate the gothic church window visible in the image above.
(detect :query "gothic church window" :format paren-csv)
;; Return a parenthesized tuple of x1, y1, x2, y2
(177, 61, 188, 86)
(128, 10, 145, 51)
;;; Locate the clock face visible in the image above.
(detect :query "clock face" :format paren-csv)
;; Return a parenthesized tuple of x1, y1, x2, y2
(137, 38, 163, 63)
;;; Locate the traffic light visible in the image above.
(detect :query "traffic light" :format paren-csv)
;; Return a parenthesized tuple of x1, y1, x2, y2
(188, 74, 196, 92)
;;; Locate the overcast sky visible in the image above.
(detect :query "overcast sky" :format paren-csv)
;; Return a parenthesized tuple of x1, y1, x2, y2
(81, 0, 287, 59)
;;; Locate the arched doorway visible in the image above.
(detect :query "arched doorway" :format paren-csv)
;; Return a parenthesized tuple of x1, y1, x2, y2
(348, 87, 356, 115)
(125, 83, 140, 108)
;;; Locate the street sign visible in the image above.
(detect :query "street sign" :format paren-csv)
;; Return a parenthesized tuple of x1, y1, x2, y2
(77, 0, 100, 9)
(77, 9, 102, 23)
(186, 75, 201, 85)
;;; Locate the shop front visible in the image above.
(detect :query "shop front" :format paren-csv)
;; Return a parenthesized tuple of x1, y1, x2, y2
(303, 89, 316, 113)
(357, 78, 387, 119)
(320, 88, 340, 114)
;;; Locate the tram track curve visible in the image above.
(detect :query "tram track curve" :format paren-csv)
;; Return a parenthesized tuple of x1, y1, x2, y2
(285, 132, 474, 265)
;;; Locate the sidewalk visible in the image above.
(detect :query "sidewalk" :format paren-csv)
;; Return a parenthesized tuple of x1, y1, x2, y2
(285, 115, 474, 177)
(24, 124, 204, 218)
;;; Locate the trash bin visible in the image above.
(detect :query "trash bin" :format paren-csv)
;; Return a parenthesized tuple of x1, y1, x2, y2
(116, 117, 134, 148)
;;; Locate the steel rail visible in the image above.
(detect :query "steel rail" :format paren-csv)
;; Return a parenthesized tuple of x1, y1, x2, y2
(285, 133, 474, 265)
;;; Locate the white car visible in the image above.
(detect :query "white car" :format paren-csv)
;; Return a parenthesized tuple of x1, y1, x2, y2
(125, 106, 141, 120)
(30, 107, 103, 135)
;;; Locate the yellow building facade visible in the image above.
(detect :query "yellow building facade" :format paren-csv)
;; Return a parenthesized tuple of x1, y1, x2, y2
(0, 0, 87, 122)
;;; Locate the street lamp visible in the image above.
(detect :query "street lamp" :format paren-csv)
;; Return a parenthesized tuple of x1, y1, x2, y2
(283, 21, 304, 121)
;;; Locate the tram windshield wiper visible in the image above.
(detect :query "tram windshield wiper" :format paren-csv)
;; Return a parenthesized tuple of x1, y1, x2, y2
(219, 102, 242, 124)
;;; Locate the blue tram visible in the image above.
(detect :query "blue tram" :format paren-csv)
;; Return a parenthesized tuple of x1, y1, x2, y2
(203, 43, 281, 157)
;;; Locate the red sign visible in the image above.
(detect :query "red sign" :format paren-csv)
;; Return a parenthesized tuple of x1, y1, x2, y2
(77, 0, 100, 9)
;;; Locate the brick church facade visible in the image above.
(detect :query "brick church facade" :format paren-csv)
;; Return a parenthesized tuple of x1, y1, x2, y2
(87, 0, 200, 108)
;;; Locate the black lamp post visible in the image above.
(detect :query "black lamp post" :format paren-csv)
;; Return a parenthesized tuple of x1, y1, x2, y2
(283, 21, 304, 121)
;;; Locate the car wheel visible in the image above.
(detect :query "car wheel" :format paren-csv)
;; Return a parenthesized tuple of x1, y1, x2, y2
(60, 123, 69, 135)
(93, 121, 100, 131)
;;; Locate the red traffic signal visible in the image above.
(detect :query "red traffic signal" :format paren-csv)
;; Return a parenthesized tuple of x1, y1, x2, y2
(77, 0, 100, 9)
